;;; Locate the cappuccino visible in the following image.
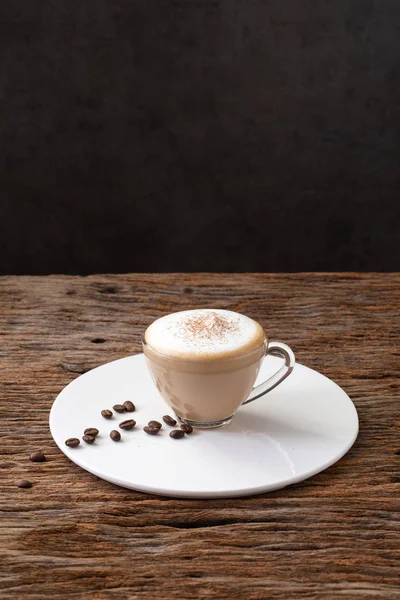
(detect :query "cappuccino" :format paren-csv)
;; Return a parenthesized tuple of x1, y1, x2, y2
(143, 310, 267, 427)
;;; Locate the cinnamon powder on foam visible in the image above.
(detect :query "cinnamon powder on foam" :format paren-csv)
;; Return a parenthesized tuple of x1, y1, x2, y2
(167, 311, 241, 349)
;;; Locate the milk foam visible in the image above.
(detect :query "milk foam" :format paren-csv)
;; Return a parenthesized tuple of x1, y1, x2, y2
(145, 309, 265, 360)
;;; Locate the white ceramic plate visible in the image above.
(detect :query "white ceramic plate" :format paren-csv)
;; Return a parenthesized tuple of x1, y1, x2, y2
(49, 354, 358, 498)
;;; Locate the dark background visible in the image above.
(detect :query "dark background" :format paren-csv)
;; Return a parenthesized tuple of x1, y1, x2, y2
(0, 0, 399, 274)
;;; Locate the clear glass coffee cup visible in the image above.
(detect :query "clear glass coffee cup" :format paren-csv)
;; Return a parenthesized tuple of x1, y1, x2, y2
(143, 313, 295, 429)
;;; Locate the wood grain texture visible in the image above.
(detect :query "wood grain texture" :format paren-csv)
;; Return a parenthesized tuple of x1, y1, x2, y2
(0, 273, 399, 600)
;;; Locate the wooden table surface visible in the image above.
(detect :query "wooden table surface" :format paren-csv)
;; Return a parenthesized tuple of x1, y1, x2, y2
(1, 273, 399, 600)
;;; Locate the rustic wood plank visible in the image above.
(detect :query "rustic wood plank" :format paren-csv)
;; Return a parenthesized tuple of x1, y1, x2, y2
(0, 273, 399, 599)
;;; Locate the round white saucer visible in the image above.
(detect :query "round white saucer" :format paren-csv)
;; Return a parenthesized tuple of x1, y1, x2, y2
(49, 354, 358, 498)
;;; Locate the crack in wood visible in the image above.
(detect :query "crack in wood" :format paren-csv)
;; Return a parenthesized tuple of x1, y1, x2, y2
(58, 361, 93, 374)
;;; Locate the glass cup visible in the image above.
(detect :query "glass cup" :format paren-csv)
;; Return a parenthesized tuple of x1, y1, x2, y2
(143, 329, 295, 429)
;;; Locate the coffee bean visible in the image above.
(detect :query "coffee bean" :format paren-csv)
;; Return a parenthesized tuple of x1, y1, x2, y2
(101, 409, 113, 419)
(123, 401, 135, 412)
(84, 428, 99, 437)
(29, 451, 46, 462)
(143, 426, 160, 435)
(119, 419, 136, 430)
(148, 420, 162, 429)
(113, 404, 126, 413)
(110, 430, 121, 441)
(162, 415, 177, 426)
(170, 429, 185, 439)
(18, 480, 32, 488)
(180, 424, 193, 434)
(65, 438, 80, 448)
(82, 434, 95, 444)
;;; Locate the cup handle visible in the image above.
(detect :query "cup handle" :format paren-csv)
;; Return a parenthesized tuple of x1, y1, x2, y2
(242, 341, 295, 405)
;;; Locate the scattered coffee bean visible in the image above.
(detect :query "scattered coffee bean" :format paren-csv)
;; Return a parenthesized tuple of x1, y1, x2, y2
(119, 419, 136, 430)
(84, 428, 99, 437)
(170, 429, 185, 439)
(148, 420, 162, 429)
(123, 401, 135, 412)
(113, 404, 126, 413)
(143, 426, 160, 435)
(101, 409, 113, 419)
(162, 415, 177, 426)
(65, 438, 80, 448)
(65, 438, 81, 448)
(180, 424, 193, 434)
(29, 451, 46, 462)
(82, 434, 96, 444)
(110, 430, 121, 441)
(18, 480, 32, 488)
